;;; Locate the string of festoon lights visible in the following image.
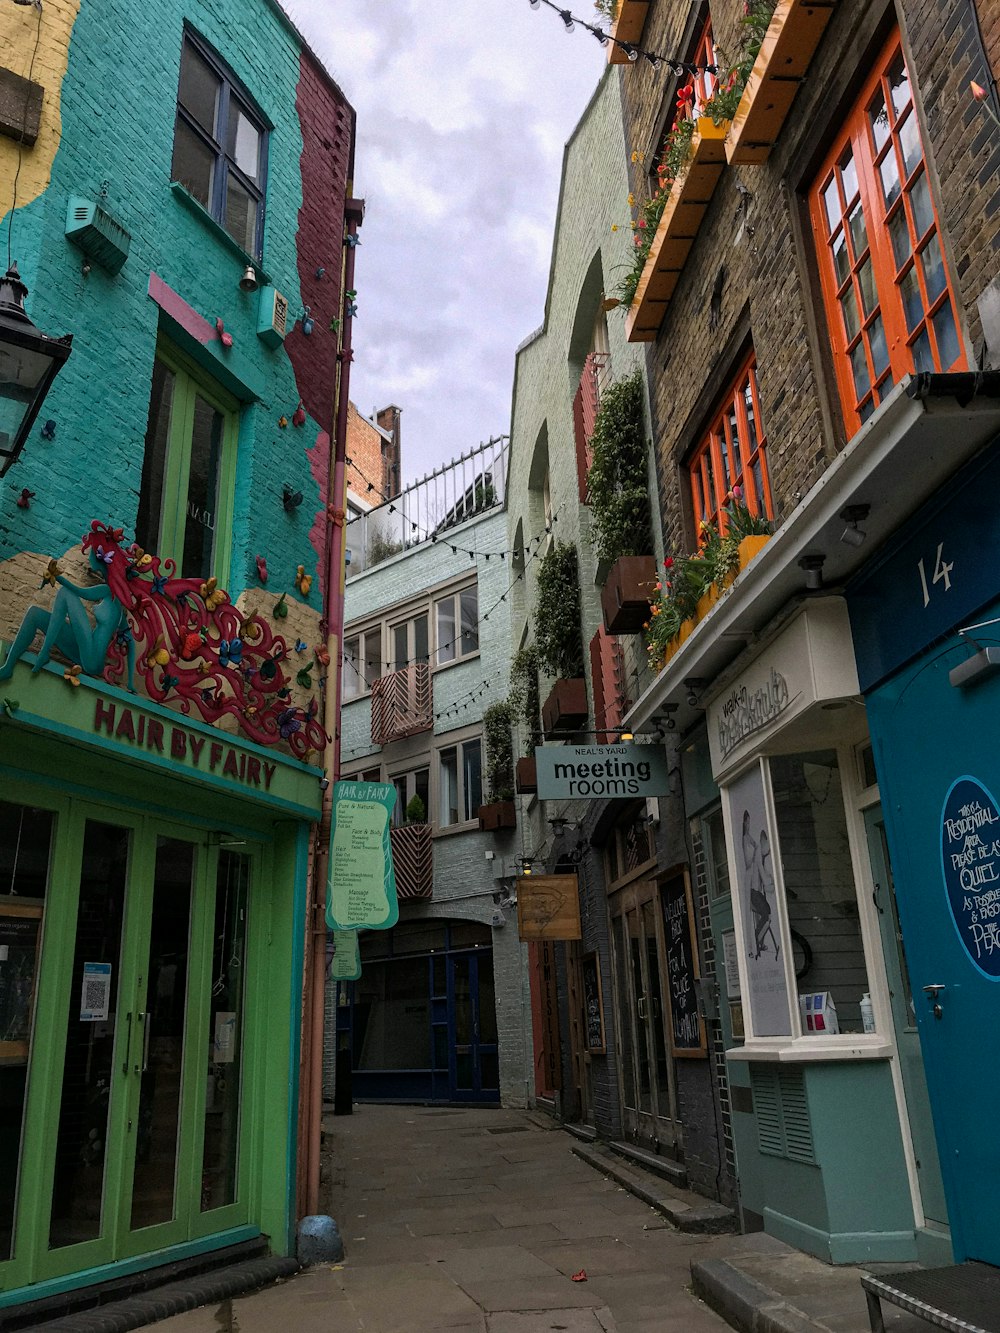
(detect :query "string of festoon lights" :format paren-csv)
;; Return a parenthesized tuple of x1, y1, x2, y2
(527, 0, 719, 74)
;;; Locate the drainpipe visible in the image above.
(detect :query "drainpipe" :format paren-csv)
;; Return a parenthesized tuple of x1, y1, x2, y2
(302, 194, 365, 1219)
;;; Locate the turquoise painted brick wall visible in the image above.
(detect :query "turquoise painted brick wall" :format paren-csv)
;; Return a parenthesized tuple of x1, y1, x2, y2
(0, 0, 351, 617)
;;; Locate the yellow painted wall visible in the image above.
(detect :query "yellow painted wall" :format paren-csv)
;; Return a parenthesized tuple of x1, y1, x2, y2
(0, 0, 81, 213)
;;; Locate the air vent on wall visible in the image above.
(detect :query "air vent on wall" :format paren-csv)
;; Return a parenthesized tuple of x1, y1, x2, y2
(257, 285, 289, 348)
(750, 1065, 815, 1164)
(64, 196, 131, 275)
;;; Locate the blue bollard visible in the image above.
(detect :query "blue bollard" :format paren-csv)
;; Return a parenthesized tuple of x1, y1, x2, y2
(296, 1214, 345, 1265)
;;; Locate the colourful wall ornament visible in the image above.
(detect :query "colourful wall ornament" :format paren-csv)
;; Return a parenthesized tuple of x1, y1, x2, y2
(326, 780, 399, 931)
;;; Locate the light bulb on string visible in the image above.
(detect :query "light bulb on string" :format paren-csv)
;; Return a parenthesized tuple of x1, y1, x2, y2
(560, 9, 574, 31)
(623, 42, 639, 62)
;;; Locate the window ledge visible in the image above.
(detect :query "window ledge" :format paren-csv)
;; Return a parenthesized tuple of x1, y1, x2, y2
(433, 651, 481, 674)
(433, 819, 480, 839)
(170, 182, 271, 283)
(727, 1038, 894, 1063)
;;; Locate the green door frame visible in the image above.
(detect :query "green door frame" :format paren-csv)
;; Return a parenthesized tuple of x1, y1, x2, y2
(0, 784, 271, 1293)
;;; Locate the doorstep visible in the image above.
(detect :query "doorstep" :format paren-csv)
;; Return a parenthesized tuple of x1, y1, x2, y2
(691, 1231, 927, 1333)
(570, 1138, 736, 1235)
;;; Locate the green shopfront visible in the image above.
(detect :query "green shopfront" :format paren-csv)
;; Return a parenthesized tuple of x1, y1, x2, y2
(0, 660, 320, 1309)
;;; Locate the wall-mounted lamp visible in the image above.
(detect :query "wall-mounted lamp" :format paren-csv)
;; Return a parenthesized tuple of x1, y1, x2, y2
(798, 553, 826, 591)
(314, 267, 326, 280)
(0, 264, 73, 477)
(619, 729, 634, 742)
(519, 857, 534, 875)
(548, 816, 577, 834)
(840, 503, 870, 548)
(239, 265, 259, 293)
(283, 485, 304, 511)
(40, 419, 56, 440)
(683, 677, 708, 708)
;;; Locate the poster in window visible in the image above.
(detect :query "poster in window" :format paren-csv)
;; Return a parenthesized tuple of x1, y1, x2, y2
(0, 902, 43, 1062)
(580, 952, 605, 1054)
(661, 870, 707, 1056)
(727, 763, 791, 1036)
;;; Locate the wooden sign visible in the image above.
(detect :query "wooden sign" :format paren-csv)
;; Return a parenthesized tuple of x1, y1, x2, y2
(517, 874, 581, 941)
(580, 952, 605, 1054)
(661, 869, 707, 1057)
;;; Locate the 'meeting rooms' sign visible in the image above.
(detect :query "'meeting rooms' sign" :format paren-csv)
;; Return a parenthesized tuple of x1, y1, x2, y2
(534, 744, 671, 800)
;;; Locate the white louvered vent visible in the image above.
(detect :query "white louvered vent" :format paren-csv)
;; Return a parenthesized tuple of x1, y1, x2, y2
(752, 1067, 783, 1156)
(750, 1066, 814, 1164)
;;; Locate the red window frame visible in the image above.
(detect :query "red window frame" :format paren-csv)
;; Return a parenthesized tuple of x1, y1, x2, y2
(651, 13, 718, 179)
(809, 31, 966, 436)
(688, 354, 773, 534)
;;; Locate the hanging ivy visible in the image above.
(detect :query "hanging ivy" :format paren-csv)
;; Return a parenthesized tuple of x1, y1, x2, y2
(509, 644, 541, 756)
(586, 370, 653, 568)
(483, 699, 515, 803)
(535, 541, 585, 680)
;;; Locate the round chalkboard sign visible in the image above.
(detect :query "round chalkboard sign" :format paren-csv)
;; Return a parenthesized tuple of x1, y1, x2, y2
(941, 776, 1000, 980)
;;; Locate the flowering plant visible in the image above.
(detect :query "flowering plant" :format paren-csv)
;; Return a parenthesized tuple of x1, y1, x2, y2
(593, 0, 617, 19)
(642, 488, 773, 670)
(701, 0, 776, 126)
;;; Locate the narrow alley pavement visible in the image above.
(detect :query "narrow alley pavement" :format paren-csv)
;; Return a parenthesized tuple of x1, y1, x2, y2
(157, 1105, 734, 1332)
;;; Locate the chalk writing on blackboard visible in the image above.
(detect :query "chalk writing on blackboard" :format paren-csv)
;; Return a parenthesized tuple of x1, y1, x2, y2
(662, 872, 705, 1056)
(581, 952, 605, 1053)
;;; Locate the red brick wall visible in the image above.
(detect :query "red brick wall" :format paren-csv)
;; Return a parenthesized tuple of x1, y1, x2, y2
(346, 404, 388, 504)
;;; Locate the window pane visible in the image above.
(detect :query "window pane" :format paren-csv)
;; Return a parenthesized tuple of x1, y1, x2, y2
(841, 285, 861, 341)
(909, 170, 933, 237)
(879, 147, 901, 207)
(726, 409, 740, 481)
(414, 614, 429, 666)
(920, 232, 947, 304)
(932, 300, 961, 369)
(888, 53, 910, 116)
(50, 823, 129, 1249)
(743, 381, 758, 452)
(171, 116, 215, 207)
(847, 202, 867, 259)
(183, 395, 224, 580)
(822, 175, 841, 231)
(463, 740, 483, 822)
(900, 266, 924, 332)
(460, 588, 479, 655)
(0, 803, 53, 1263)
(202, 853, 249, 1211)
(832, 230, 850, 286)
(857, 258, 878, 317)
(440, 749, 458, 826)
(343, 637, 361, 700)
(839, 149, 858, 205)
(912, 327, 934, 373)
(178, 43, 220, 136)
(136, 360, 175, 558)
(898, 111, 921, 178)
(392, 624, 407, 672)
(771, 751, 871, 1035)
(436, 599, 457, 665)
(226, 102, 261, 183)
(868, 314, 890, 378)
(352, 958, 430, 1070)
(415, 767, 430, 817)
(850, 341, 871, 400)
(868, 88, 890, 151)
(704, 807, 730, 901)
(364, 634, 380, 686)
(224, 174, 257, 255)
(888, 208, 912, 269)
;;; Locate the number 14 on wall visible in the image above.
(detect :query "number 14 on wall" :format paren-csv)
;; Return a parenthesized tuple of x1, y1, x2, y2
(918, 544, 954, 608)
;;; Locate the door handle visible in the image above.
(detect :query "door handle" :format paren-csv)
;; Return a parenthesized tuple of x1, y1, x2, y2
(922, 984, 946, 1020)
(121, 1011, 133, 1074)
(637, 995, 647, 1021)
(134, 1011, 150, 1073)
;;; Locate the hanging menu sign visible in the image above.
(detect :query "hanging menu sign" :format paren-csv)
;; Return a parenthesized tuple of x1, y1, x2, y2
(329, 930, 362, 981)
(662, 871, 706, 1057)
(941, 776, 1000, 978)
(327, 781, 399, 931)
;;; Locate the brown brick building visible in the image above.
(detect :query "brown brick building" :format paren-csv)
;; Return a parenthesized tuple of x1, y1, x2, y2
(346, 401, 402, 507)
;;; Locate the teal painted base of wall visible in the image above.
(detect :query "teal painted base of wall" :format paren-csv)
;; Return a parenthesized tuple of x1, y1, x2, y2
(0, 1227, 260, 1310)
(763, 1209, 917, 1265)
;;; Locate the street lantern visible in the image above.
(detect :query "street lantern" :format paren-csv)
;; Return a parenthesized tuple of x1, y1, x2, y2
(0, 263, 73, 477)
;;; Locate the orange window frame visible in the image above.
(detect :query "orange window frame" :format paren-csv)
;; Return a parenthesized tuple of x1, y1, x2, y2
(809, 30, 966, 436)
(688, 354, 773, 534)
(652, 13, 718, 177)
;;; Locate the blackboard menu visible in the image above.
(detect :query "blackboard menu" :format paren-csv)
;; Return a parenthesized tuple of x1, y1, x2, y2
(581, 953, 605, 1054)
(662, 872, 706, 1057)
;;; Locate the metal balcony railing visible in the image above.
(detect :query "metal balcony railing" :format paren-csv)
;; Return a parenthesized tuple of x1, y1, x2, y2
(390, 824, 433, 900)
(371, 662, 432, 745)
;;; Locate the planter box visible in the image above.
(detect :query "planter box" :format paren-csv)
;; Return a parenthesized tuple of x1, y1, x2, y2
(601, 555, 657, 634)
(478, 801, 517, 832)
(726, 0, 836, 165)
(738, 533, 771, 569)
(516, 756, 537, 794)
(541, 678, 588, 735)
(626, 118, 730, 344)
(607, 1, 650, 63)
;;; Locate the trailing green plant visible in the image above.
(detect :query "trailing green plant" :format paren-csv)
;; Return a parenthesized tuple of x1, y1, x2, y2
(701, 0, 777, 125)
(586, 371, 654, 568)
(534, 541, 585, 680)
(483, 699, 515, 803)
(615, 119, 695, 308)
(509, 645, 541, 755)
(404, 794, 427, 825)
(593, 0, 617, 19)
(643, 488, 773, 671)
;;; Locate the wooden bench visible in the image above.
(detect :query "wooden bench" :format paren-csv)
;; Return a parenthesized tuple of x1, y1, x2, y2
(861, 1263, 1000, 1333)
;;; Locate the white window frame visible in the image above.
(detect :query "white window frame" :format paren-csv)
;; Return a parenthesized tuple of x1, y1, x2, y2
(343, 627, 382, 701)
(437, 736, 483, 830)
(435, 585, 479, 667)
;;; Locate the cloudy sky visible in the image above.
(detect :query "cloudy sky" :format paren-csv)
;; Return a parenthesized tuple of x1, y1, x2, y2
(281, 0, 606, 486)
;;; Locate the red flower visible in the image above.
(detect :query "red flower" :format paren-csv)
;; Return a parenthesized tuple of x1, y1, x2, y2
(664, 557, 674, 569)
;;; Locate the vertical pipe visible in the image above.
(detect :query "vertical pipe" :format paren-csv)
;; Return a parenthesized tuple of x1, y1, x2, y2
(301, 194, 365, 1221)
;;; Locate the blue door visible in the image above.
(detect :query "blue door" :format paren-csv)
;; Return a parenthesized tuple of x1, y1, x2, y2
(869, 640, 1000, 1264)
(448, 951, 500, 1103)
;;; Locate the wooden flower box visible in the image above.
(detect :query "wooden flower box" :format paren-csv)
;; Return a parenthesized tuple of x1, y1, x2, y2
(478, 801, 517, 832)
(626, 118, 729, 344)
(601, 555, 657, 634)
(738, 534, 771, 569)
(726, 0, 836, 165)
(516, 756, 537, 794)
(653, 535, 771, 673)
(541, 678, 589, 735)
(607, 0, 650, 63)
